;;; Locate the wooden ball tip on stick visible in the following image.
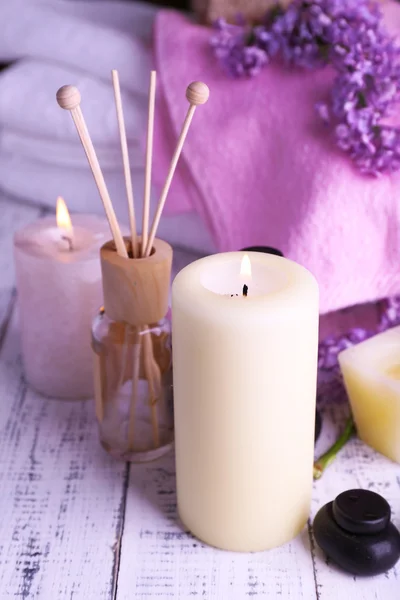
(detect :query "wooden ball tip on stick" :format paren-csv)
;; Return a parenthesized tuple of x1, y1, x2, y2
(186, 81, 210, 106)
(56, 85, 81, 110)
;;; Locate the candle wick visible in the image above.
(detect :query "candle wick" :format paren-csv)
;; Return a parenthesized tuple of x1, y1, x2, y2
(243, 284, 248, 297)
(61, 235, 74, 252)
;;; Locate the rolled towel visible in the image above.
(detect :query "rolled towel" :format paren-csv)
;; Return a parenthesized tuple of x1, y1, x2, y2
(0, 59, 148, 147)
(0, 0, 153, 95)
(0, 128, 143, 171)
(53, 0, 157, 41)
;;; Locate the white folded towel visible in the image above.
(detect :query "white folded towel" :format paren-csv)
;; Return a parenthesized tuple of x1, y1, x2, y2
(0, 0, 153, 95)
(0, 128, 143, 170)
(0, 151, 216, 254)
(53, 0, 157, 41)
(0, 0, 154, 164)
(0, 1, 151, 201)
(0, 60, 146, 168)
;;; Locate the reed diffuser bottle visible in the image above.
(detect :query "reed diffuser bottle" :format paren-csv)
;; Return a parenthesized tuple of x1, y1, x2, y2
(56, 73, 208, 462)
(92, 237, 174, 462)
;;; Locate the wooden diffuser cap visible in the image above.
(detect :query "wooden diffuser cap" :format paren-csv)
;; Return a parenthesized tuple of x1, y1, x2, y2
(100, 237, 172, 326)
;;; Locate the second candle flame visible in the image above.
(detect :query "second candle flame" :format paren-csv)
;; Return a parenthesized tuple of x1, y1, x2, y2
(240, 254, 252, 278)
(56, 196, 74, 251)
(56, 196, 73, 233)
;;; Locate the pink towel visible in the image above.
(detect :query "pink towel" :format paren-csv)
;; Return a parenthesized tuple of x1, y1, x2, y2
(153, 10, 400, 314)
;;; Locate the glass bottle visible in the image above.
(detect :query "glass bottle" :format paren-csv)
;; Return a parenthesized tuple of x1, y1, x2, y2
(92, 237, 174, 462)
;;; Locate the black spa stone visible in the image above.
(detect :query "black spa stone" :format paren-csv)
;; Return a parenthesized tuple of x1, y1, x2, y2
(333, 489, 391, 535)
(240, 245, 284, 257)
(314, 408, 322, 443)
(313, 490, 400, 576)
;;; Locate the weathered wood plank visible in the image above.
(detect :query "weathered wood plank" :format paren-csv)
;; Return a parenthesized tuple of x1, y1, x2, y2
(0, 312, 128, 598)
(115, 453, 317, 599)
(311, 403, 399, 599)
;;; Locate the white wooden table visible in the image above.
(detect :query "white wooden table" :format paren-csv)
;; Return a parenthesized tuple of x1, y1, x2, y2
(0, 192, 398, 599)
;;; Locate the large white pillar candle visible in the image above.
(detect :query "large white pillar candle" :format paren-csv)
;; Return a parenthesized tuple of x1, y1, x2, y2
(339, 325, 400, 464)
(14, 198, 110, 399)
(172, 251, 319, 552)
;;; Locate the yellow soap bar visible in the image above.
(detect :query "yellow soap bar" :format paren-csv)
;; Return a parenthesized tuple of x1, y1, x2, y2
(338, 326, 400, 464)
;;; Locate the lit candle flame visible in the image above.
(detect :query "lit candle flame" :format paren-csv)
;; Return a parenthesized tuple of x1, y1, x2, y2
(56, 196, 74, 251)
(56, 196, 73, 232)
(240, 254, 252, 278)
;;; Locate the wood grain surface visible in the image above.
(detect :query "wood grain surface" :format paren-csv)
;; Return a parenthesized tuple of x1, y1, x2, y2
(0, 193, 398, 599)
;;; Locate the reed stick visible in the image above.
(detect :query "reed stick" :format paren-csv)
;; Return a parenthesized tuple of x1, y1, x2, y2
(144, 81, 209, 257)
(142, 331, 160, 448)
(56, 85, 127, 258)
(109, 72, 161, 449)
(111, 70, 138, 257)
(141, 71, 157, 257)
(127, 327, 142, 449)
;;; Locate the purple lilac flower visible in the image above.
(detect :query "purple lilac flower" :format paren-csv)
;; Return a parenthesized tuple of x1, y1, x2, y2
(270, 0, 332, 69)
(210, 18, 269, 77)
(293, 1, 400, 174)
(325, 25, 400, 175)
(269, 0, 382, 69)
(253, 24, 281, 58)
(211, 0, 400, 174)
(378, 295, 400, 331)
(317, 372, 347, 405)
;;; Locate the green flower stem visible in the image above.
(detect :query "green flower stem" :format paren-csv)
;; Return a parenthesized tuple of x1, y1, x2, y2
(313, 417, 355, 480)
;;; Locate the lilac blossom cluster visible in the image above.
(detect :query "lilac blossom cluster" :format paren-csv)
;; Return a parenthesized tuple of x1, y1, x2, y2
(211, 0, 400, 175)
(210, 18, 272, 77)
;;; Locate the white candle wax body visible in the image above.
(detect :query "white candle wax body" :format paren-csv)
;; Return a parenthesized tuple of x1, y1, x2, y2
(14, 215, 110, 398)
(339, 326, 400, 464)
(172, 252, 319, 552)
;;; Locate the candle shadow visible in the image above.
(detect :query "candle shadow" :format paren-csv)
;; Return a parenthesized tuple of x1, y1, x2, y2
(314, 399, 350, 459)
(127, 450, 192, 538)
